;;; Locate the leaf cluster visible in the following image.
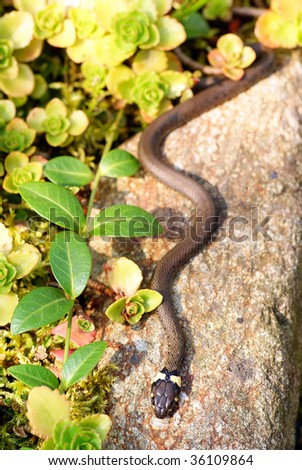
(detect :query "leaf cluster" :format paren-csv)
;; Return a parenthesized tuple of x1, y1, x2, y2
(255, 0, 302, 49)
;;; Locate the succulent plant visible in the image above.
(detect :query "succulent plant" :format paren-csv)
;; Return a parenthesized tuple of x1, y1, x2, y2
(0, 118, 36, 154)
(3, 151, 42, 194)
(113, 10, 158, 52)
(255, 0, 302, 49)
(132, 71, 168, 115)
(104, 257, 162, 325)
(14, 0, 76, 48)
(9, 0, 192, 120)
(106, 64, 193, 120)
(68, 0, 186, 64)
(66, 7, 106, 63)
(41, 414, 111, 450)
(0, 10, 41, 97)
(207, 33, 256, 80)
(34, 4, 65, 40)
(132, 49, 169, 74)
(26, 98, 89, 147)
(81, 60, 108, 95)
(0, 253, 16, 295)
(0, 100, 16, 129)
(68, 7, 101, 40)
(26, 386, 71, 440)
(7, 243, 41, 279)
(45, 420, 102, 450)
(106, 289, 163, 325)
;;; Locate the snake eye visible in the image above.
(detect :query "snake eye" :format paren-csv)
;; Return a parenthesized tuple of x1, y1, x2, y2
(151, 368, 181, 419)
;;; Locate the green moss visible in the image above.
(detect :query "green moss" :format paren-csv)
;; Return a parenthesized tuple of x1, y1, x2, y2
(0, 401, 38, 450)
(66, 364, 117, 421)
(0, 361, 36, 450)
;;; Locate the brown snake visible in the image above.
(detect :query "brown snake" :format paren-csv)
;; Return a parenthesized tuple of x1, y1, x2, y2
(138, 45, 275, 418)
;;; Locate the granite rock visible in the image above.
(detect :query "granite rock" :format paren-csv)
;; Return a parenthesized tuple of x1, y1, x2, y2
(90, 52, 302, 449)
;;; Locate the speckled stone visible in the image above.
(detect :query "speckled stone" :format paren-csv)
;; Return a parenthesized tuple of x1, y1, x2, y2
(90, 52, 302, 449)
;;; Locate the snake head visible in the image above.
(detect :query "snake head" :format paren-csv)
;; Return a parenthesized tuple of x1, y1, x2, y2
(151, 368, 181, 419)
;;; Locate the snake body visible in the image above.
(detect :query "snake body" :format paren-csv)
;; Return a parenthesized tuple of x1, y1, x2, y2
(138, 46, 275, 419)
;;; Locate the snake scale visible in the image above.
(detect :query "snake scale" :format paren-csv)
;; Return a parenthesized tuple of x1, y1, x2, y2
(138, 45, 275, 419)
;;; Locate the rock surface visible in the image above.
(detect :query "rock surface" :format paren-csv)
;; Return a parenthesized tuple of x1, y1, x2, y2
(90, 52, 302, 449)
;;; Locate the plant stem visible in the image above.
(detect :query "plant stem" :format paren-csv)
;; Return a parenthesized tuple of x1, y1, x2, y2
(175, 47, 221, 75)
(232, 6, 266, 17)
(172, 0, 208, 19)
(59, 306, 73, 393)
(63, 307, 73, 365)
(85, 109, 124, 228)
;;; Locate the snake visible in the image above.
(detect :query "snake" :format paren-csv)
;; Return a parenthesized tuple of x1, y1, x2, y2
(138, 45, 275, 419)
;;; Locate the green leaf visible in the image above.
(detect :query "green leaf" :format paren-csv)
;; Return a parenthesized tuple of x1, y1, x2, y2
(44, 156, 94, 187)
(0, 99, 16, 122)
(172, 0, 208, 19)
(19, 182, 85, 233)
(11, 287, 74, 335)
(99, 149, 140, 178)
(14, 38, 44, 63)
(48, 19, 76, 48)
(50, 231, 92, 299)
(154, 0, 173, 17)
(160, 70, 192, 99)
(132, 289, 163, 312)
(8, 365, 59, 390)
(89, 204, 163, 237)
(46, 98, 67, 117)
(13, 0, 47, 16)
(255, 10, 298, 49)
(80, 414, 112, 442)
(7, 243, 41, 279)
(132, 49, 168, 74)
(105, 297, 126, 323)
(0, 63, 35, 98)
(68, 110, 89, 136)
(26, 386, 70, 440)
(156, 16, 186, 50)
(180, 12, 211, 39)
(0, 10, 34, 49)
(61, 341, 107, 390)
(46, 132, 69, 147)
(105, 65, 135, 99)
(105, 257, 143, 297)
(0, 292, 19, 327)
